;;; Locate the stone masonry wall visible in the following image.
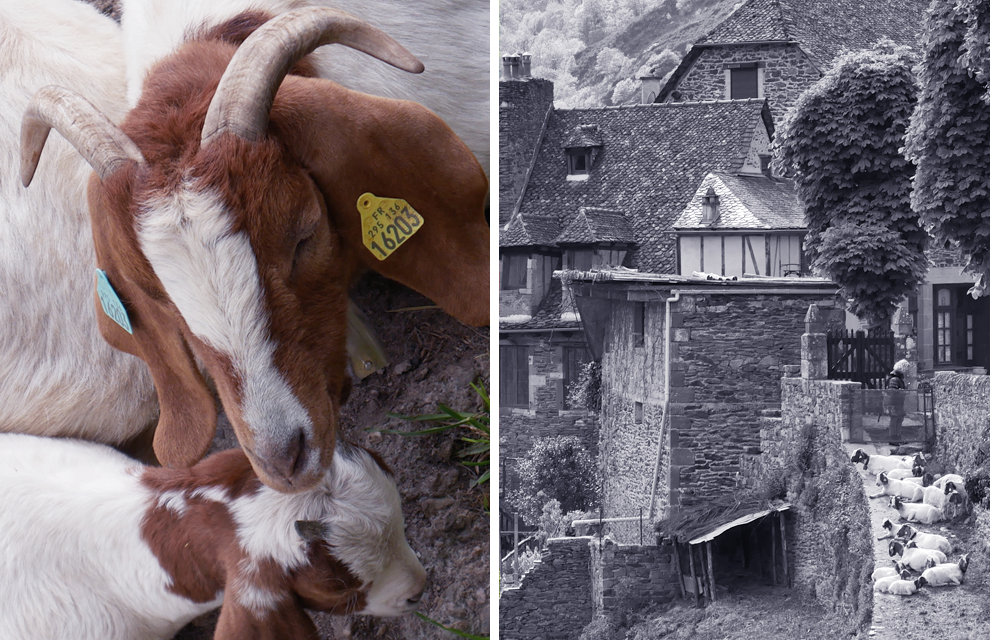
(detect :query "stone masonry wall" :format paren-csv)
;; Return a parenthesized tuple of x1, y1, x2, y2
(499, 537, 594, 640)
(669, 44, 821, 121)
(590, 538, 679, 616)
(599, 292, 843, 532)
(931, 371, 990, 475)
(600, 299, 667, 530)
(499, 78, 554, 225)
(667, 295, 843, 513)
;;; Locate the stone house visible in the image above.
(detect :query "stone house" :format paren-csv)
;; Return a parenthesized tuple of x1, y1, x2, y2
(648, 0, 989, 373)
(498, 60, 797, 497)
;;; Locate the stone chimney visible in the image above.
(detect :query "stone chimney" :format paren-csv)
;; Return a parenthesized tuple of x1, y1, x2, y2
(639, 69, 663, 104)
(520, 52, 532, 78)
(701, 186, 720, 225)
(502, 53, 521, 80)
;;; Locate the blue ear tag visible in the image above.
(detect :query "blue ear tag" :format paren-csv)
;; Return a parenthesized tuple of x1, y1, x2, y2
(95, 269, 133, 334)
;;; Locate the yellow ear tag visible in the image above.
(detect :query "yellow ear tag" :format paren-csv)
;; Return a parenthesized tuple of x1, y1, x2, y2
(357, 193, 424, 261)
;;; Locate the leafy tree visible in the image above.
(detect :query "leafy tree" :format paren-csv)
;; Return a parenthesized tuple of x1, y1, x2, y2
(773, 44, 928, 327)
(508, 435, 600, 525)
(904, 1, 990, 296)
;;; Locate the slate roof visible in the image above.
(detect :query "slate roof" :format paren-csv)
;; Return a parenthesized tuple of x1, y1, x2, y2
(512, 99, 773, 274)
(500, 214, 560, 248)
(555, 207, 637, 245)
(674, 172, 804, 230)
(499, 278, 583, 332)
(658, 0, 929, 102)
(562, 124, 604, 148)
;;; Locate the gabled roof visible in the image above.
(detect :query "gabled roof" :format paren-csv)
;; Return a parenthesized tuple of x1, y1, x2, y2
(658, 0, 928, 102)
(500, 214, 560, 248)
(674, 172, 805, 230)
(555, 207, 637, 245)
(512, 99, 773, 273)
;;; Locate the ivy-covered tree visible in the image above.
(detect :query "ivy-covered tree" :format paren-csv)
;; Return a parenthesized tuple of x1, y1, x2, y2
(773, 44, 928, 327)
(508, 435, 600, 525)
(904, 1, 990, 296)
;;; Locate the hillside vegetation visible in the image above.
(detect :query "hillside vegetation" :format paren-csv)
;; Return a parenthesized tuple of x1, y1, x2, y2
(498, 0, 742, 108)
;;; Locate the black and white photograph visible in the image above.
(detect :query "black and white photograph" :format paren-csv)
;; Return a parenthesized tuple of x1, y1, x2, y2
(498, 1, 990, 639)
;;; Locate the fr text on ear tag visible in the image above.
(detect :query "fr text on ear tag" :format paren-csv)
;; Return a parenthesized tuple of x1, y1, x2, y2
(95, 269, 133, 334)
(357, 193, 424, 261)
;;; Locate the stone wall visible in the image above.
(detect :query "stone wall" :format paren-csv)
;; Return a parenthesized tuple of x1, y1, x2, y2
(590, 538, 679, 616)
(499, 78, 554, 225)
(669, 43, 821, 121)
(499, 537, 594, 640)
(598, 292, 843, 533)
(931, 371, 990, 474)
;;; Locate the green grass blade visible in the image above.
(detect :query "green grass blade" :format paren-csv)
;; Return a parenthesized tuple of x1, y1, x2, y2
(414, 612, 488, 640)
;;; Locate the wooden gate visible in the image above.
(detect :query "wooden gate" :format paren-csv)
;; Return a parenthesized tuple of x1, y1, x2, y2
(827, 330, 895, 389)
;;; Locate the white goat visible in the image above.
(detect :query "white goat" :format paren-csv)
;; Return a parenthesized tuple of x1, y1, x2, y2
(119, 0, 489, 173)
(887, 576, 925, 595)
(933, 473, 965, 490)
(0, 0, 158, 442)
(920, 555, 969, 587)
(0, 433, 426, 640)
(871, 471, 924, 501)
(894, 524, 952, 555)
(890, 496, 943, 524)
(922, 484, 957, 510)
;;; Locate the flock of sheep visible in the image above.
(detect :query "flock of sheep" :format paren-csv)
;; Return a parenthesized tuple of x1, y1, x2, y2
(0, 0, 488, 638)
(851, 449, 972, 597)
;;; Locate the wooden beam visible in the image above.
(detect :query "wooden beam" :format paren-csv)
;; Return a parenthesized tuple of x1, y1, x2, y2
(688, 544, 700, 607)
(780, 512, 790, 588)
(673, 541, 687, 600)
(706, 541, 717, 602)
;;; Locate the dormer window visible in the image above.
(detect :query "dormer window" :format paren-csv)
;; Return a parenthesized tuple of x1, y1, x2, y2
(566, 146, 592, 180)
(724, 63, 764, 100)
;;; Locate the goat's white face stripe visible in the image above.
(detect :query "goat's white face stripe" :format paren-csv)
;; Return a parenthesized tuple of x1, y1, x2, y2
(137, 184, 313, 446)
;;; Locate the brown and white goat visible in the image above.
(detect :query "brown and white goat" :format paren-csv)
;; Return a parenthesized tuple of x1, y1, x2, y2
(21, 8, 489, 491)
(0, 432, 425, 640)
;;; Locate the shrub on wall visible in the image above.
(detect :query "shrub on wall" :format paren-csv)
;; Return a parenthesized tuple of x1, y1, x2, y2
(567, 360, 602, 413)
(508, 435, 602, 525)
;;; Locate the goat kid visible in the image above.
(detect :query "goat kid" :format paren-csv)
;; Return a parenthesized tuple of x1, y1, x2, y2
(889, 539, 947, 571)
(20, 6, 489, 491)
(874, 569, 914, 593)
(0, 432, 425, 640)
(120, 0, 489, 174)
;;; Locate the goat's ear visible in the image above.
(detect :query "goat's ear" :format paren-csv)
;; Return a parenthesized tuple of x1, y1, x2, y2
(88, 177, 217, 468)
(295, 520, 329, 542)
(275, 78, 490, 327)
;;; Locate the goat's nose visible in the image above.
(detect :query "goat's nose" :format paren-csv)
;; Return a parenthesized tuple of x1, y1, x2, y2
(260, 430, 307, 482)
(407, 588, 425, 607)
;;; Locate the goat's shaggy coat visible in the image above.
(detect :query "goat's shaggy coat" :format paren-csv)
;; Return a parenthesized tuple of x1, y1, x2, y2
(0, 433, 425, 640)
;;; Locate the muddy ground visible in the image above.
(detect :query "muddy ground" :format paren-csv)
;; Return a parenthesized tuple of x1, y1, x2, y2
(175, 273, 490, 640)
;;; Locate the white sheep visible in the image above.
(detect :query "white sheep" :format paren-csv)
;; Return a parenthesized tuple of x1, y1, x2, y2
(933, 473, 965, 490)
(850, 449, 913, 473)
(887, 576, 926, 596)
(920, 554, 969, 587)
(871, 471, 924, 501)
(889, 539, 947, 571)
(894, 524, 952, 555)
(890, 496, 943, 524)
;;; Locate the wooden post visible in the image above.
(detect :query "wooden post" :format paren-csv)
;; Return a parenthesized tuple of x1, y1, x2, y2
(752, 529, 764, 579)
(780, 511, 790, 588)
(705, 541, 716, 602)
(513, 513, 520, 575)
(770, 515, 778, 586)
(672, 540, 686, 599)
(688, 544, 699, 607)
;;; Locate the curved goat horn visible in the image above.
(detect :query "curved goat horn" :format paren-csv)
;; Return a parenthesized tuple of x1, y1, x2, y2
(201, 7, 424, 147)
(21, 85, 144, 187)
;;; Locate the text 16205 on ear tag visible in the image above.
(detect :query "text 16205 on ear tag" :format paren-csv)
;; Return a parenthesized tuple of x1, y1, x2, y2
(356, 193, 424, 261)
(95, 269, 133, 334)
